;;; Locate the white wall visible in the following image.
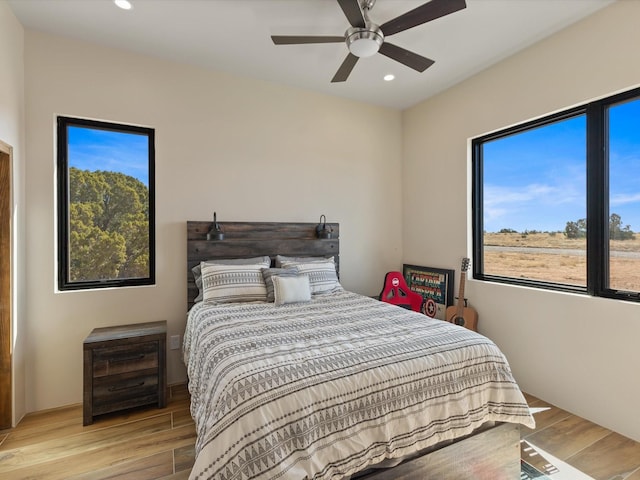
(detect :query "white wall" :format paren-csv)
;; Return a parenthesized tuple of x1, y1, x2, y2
(0, 1, 25, 426)
(403, 0, 640, 442)
(23, 31, 403, 412)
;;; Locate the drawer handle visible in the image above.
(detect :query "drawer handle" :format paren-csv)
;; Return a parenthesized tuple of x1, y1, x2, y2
(108, 381, 145, 392)
(108, 354, 146, 364)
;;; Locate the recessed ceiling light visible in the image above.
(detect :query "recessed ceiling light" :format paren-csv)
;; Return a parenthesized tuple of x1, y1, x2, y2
(384, 74, 395, 82)
(114, 0, 132, 10)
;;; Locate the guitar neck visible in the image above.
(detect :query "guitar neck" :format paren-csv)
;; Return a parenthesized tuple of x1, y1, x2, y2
(455, 258, 470, 317)
(456, 271, 466, 317)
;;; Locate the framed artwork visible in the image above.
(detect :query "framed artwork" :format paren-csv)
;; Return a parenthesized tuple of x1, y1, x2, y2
(403, 264, 454, 320)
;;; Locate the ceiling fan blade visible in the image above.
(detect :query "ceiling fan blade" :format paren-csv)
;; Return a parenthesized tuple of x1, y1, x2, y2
(380, 0, 466, 36)
(337, 0, 365, 28)
(378, 42, 435, 72)
(271, 35, 345, 45)
(331, 53, 359, 83)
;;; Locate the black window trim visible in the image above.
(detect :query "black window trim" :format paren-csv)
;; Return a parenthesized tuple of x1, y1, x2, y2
(57, 116, 156, 291)
(472, 86, 640, 303)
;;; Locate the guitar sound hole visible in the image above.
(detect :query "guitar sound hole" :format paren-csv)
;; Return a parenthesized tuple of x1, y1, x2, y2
(455, 317, 465, 326)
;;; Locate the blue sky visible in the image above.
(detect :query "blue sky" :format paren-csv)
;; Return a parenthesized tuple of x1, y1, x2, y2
(609, 99, 640, 231)
(68, 126, 149, 186)
(483, 99, 640, 233)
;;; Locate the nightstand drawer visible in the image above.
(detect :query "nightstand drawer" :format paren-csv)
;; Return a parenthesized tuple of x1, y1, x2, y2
(93, 342, 159, 377)
(92, 372, 160, 416)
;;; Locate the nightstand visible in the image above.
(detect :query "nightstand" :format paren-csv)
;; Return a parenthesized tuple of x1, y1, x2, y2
(83, 321, 167, 425)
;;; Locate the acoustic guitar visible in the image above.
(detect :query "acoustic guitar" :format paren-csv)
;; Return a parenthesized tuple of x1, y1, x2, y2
(445, 258, 478, 331)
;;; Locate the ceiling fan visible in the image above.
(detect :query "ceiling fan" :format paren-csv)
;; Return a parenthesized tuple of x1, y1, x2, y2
(271, 0, 467, 83)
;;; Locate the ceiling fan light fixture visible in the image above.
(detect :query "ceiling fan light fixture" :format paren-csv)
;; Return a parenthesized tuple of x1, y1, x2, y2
(114, 0, 132, 10)
(346, 27, 383, 58)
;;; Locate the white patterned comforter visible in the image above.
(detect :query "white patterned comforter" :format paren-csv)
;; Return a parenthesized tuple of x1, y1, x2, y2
(184, 290, 534, 480)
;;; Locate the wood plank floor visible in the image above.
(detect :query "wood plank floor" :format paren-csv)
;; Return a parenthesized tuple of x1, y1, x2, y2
(0, 384, 195, 479)
(522, 392, 640, 480)
(1, 385, 638, 479)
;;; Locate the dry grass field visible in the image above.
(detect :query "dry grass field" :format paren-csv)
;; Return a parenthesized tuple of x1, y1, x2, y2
(483, 232, 640, 291)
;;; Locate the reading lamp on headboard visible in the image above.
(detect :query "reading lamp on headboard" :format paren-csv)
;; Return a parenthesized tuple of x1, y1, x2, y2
(315, 214, 333, 239)
(207, 212, 224, 241)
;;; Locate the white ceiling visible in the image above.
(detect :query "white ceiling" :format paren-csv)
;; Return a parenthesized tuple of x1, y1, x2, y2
(8, 0, 614, 110)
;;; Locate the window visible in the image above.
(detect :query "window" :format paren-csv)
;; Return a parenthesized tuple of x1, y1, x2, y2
(57, 116, 155, 290)
(472, 87, 640, 302)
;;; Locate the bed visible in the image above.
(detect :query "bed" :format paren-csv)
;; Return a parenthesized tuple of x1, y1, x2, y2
(185, 220, 535, 480)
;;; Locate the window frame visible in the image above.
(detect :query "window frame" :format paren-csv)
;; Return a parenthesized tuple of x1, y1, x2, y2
(472, 86, 640, 303)
(56, 116, 156, 291)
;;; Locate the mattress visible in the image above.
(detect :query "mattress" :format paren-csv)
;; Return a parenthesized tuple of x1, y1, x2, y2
(184, 290, 534, 480)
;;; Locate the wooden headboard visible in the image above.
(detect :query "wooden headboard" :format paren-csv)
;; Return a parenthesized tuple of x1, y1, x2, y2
(187, 221, 339, 310)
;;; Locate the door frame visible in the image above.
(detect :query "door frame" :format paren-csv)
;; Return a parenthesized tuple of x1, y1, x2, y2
(0, 139, 12, 430)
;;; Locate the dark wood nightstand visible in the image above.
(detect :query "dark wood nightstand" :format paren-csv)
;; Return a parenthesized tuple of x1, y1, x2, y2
(83, 321, 167, 425)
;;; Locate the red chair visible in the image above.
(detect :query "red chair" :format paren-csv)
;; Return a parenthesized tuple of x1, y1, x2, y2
(379, 271, 424, 312)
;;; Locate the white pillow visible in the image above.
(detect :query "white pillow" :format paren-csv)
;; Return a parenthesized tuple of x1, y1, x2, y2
(272, 275, 311, 306)
(192, 256, 270, 303)
(201, 263, 268, 303)
(279, 259, 341, 295)
(275, 255, 334, 268)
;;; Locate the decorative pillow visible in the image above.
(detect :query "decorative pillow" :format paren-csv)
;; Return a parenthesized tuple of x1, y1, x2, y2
(279, 259, 341, 295)
(275, 255, 335, 268)
(261, 268, 298, 302)
(200, 263, 268, 303)
(192, 256, 271, 303)
(272, 275, 311, 306)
